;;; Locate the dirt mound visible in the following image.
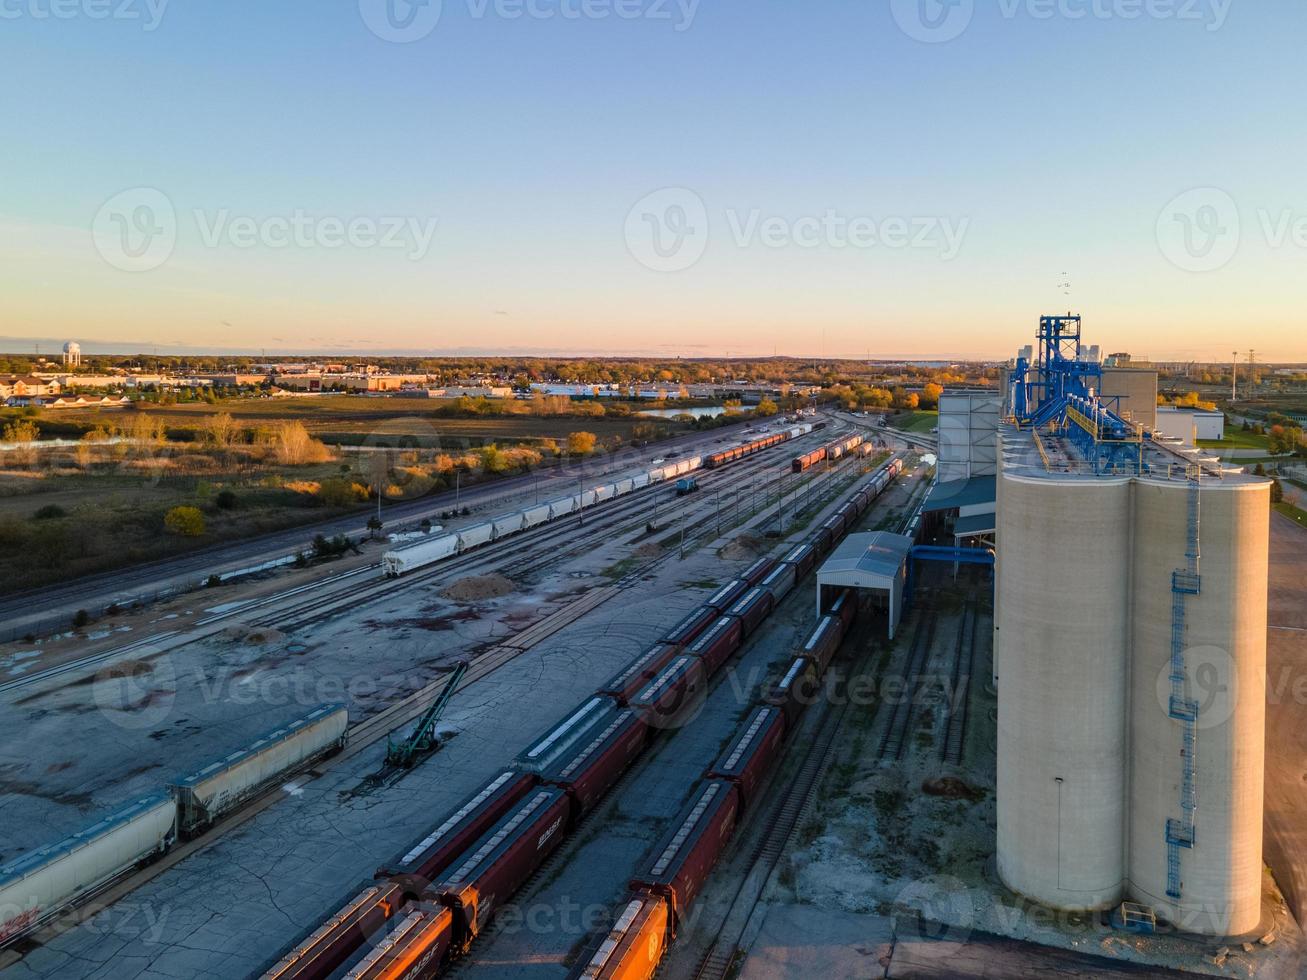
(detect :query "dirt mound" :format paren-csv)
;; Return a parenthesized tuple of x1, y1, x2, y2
(921, 776, 985, 802)
(633, 541, 664, 559)
(442, 574, 516, 602)
(719, 534, 766, 561)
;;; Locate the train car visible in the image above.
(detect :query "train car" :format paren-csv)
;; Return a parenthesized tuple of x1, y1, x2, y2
(684, 616, 744, 677)
(631, 472, 652, 491)
(791, 447, 825, 474)
(765, 657, 819, 732)
(628, 779, 740, 929)
(0, 794, 175, 947)
(614, 478, 635, 496)
(646, 466, 668, 485)
(457, 523, 495, 552)
(382, 534, 459, 578)
(759, 563, 797, 604)
(596, 643, 681, 705)
(375, 770, 538, 886)
(723, 587, 773, 639)
(523, 504, 553, 529)
(799, 615, 844, 678)
(810, 524, 834, 556)
(567, 891, 669, 980)
(593, 484, 615, 504)
(492, 512, 526, 540)
(704, 707, 785, 813)
(630, 656, 707, 731)
(541, 708, 650, 821)
(739, 557, 776, 587)
(432, 787, 571, 950)
(261, 882, 408, 980)
(836, 500, 859, 530)
(343, 904, 452, 980)
(778, 542, 816, 580)
(169, 704, 348, 838)
(660, 606, 718, 648)
(579, 489, 600, 508)
(549, 496, 578, 520)
(827, 588, 857, 634)
(514, 697, 618, 775)
(703, 579, 750, 614)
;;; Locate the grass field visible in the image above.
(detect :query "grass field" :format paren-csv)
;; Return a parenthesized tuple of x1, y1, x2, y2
(889, 410, 940, 434)
(1275, 501, 1307, 528)
(1198, 428, 1269, 451)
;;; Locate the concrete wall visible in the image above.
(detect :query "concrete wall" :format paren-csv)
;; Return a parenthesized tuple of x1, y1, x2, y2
(938, 391, 1001, 484)
(1127, 480, 1268, 936)
(996, 472, 1131, 911)
(1100, 368, 1158, 430)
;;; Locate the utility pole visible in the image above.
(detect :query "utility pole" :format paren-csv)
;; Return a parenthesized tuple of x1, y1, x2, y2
(455, 469, 461, 510)
(1232, 352, 1238, 402)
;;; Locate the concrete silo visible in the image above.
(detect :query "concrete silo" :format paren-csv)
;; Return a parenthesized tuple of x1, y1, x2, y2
(995, 464, 1131, 912)
(1127, 478, 1269, 936)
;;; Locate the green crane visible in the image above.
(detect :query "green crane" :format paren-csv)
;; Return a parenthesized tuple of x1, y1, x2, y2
(386, 661, 468, 768)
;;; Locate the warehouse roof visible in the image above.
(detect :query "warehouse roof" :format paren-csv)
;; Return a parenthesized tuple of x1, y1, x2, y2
(923, 475, 996, 513)
(819, 531, 913, 581)
(954, 513, 996, 537)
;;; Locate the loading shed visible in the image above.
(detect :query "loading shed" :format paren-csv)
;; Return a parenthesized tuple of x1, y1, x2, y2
(815, 531, 913, 639)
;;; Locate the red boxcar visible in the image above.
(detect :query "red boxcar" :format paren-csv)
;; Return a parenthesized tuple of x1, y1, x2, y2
(723, 587, 774, 639)
(630, 655, 707, 731)
(375, 770, 537, 887)
(800, 615, 845, 678)
(739, 556, 776, 587)
(661, 605, 718, 648)
(759, 563, 797, 604)
(827, 588, 857, 634)
(567, 891, 669, 980)
(705, 706, 785, 813)
(703, 578, 749, 613)
(514, 696, 618, 774)
(766, 657, 819, 732)
(779, 542, 816, 579)
(542, 707, 650, 821)
(597, 643, 681, 705)
(345, 904, 452, 980)
(433, 787, 571, 950)
(262, 882, 407, 980)
(685, 615, 744, 676)
(629, 780, 740, 929)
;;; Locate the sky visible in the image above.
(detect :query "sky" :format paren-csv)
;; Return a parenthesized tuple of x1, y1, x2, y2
(1, 0, 1305, 361)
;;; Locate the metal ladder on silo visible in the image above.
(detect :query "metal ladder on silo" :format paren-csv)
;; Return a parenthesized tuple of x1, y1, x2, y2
(1165, 475, 1202, 901)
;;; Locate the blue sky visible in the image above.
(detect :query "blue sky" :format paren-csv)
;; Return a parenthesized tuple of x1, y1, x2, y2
(2, 0, 1304, 359)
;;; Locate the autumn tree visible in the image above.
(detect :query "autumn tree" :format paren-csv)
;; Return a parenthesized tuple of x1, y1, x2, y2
(566, 431, 597, 456)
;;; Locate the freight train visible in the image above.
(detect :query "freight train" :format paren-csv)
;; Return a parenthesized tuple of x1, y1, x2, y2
(790, 433, 865, 473)
(260, 455, 905, 980)
(382, 423, 815, 577)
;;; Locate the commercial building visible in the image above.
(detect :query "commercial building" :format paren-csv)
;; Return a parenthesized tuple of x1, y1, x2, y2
(1156, 406, 1225, 446)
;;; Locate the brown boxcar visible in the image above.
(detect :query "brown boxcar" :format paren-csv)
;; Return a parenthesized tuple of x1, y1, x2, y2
(765, 657, 819, 732)
(791, 448, 825, 473)
(661, 606, 718, 648)
(758, 563, 797, 604)
(703, 578, 749, 613)
(630, 655, 707, 731)
(514, 696, 618, 774)
(542, 708, 650, 821)
(827, 588, 857, 634)
(723, 587, 774, 639)
(836, 500, 859, 530)
(799, 615, 845, 678)
(685, 615, 744, 676)
(567, 891, 669, 980)
(375, 770, 538, 886)
(811, 524, 834, 555)
(262, 882, 407, 980)
(433, 788, 571, 950)
(739, 556, 777, 587)
(779, 542, 816, 579)
(704, 706, 785, 813)
(344, 904, 452, 980)
(597, 643, 681, 705)
(629, 779, 740, 929)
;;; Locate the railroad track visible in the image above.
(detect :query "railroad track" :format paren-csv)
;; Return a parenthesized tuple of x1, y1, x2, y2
(876, 605, 938, 762)
(941, 602, 978, 766)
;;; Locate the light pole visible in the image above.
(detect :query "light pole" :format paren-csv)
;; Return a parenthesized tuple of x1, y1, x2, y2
(1232, 352, 1238, 403)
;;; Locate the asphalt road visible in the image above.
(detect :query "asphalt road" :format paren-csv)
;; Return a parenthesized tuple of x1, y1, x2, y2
(0, 417, 768, 642)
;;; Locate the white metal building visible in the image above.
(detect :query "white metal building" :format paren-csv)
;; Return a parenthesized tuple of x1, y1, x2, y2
(1156, 406, 1225, 446)
(815, 531, 913, 638)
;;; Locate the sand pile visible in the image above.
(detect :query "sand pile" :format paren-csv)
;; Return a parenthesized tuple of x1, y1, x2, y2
(633, 541, 665, 559)
(719, 534, 766, 560)
(442, 574, 516, 602)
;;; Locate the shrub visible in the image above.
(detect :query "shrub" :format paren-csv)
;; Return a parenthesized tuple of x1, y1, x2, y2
(566, 431, 597, 456)
(164, 506, 206, 537)
(318, 478, 369, 508)
(34, 504, 67, 521)
(215, 489, 239, 510)
(72, 609, 90, 629)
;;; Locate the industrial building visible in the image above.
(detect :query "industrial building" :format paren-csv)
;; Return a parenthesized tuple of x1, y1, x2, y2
(985, 316, 1269, 937)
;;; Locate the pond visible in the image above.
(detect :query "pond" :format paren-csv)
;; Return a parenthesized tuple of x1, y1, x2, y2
(637, 406, 727, 419)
